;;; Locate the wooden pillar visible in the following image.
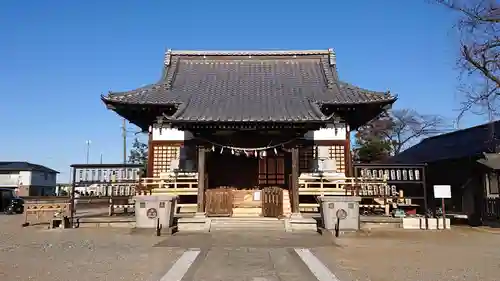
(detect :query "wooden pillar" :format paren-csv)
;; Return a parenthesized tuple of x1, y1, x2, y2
(291, 147, 300, 214)
(197, 147, 206, 213)
(146, 128, 154, 178)
(345, 124, 353, 177)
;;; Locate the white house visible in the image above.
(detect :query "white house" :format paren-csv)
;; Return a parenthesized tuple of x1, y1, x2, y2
(0, 162, 59, 196)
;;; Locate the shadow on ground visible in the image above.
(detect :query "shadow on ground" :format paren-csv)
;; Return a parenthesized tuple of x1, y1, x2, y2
(154, 231, 338, 249)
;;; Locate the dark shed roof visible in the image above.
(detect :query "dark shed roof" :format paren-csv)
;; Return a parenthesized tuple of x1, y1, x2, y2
(102, 49, 396, 129)
(389, 121, 500, 164)
(0, 162, 59, 174)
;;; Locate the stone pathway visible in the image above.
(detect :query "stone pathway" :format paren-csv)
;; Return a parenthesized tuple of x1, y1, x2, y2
(154, 231, 338, 281)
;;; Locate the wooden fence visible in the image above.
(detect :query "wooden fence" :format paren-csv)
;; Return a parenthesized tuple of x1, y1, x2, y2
(484, 197, 500, 219)
(261, 186, 283, 218)
(205, 188, 234, 217)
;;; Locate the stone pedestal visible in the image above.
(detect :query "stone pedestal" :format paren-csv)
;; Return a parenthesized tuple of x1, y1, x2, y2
(318, 196, 361, 231)
(133, 195, 177, 229)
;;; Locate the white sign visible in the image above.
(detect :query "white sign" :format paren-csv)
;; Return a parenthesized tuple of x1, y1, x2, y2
(433, 185, 451, 199)
(253, 191, 261, 201)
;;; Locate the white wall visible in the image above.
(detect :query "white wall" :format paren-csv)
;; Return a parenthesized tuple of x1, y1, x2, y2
(304, 123, 348, 141)
(151, 126, 193, 141)
(0, 172, 21, 186)
(151, 123, 348, 142)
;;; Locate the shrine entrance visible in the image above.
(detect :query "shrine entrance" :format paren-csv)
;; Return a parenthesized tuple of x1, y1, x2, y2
(204, 146, 290, 218)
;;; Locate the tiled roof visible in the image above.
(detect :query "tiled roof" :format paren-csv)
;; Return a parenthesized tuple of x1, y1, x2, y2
(0, 162, 59, 173)
(388, 121, 500, 164)
(102, 49, 395, 123)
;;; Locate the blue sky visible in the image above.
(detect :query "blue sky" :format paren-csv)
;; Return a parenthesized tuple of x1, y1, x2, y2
(0, 0, 481, 182)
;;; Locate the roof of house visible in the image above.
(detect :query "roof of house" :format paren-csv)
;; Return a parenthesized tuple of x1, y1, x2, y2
(102, 49, 395, 125)
(0, 162, 59, 174)
(388, 120, 500, 164)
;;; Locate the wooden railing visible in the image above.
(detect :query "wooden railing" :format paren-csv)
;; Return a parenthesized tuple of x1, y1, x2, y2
(298, 174, 388, 197)
(298, 174, 396, 212)
(139, 172, 199, 196)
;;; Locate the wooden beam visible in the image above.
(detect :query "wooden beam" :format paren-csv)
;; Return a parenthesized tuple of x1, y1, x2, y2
(197, 147, 206, 213)
(291, 147, 300, 213)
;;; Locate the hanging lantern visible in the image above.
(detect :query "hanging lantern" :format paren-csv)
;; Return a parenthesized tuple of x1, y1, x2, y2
(220, 147, 224, 154)
(231, 149, 235, 155)
(274, 148, 278, 155)
(262, 151, 267, 157)
(211, 146, 215, 152)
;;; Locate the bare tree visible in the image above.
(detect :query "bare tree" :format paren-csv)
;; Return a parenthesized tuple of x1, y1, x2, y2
(383, 109, 452, 154)
(354, 109, 451, 162)
(434, 0, 500, 119)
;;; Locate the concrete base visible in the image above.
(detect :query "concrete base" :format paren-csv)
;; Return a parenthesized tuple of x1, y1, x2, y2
(402, 217, 451, 230)
(78, 221, 136, 228)
(178, 213, 210, 232)
(131, 225, 177, 236)
(209, 217, 285, 231)
(285, 213, 318, 232)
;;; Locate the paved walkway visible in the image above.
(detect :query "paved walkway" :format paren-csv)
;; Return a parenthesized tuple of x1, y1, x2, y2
(154, 231, 339, 281)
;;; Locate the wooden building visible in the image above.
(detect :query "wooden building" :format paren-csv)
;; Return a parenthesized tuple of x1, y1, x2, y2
(102, 49, 395, 217)
(389, 121, 500, 223)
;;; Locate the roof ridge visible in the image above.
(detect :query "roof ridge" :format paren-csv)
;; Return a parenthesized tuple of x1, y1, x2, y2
(423, 119, 500, 142)
(165, 49, 333, 57)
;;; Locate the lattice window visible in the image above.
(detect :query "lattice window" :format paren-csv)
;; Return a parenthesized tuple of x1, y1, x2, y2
(152, 145, 180, 177)
(258, 156, 285, 185)
(299, 146, 316, 173)
(328, 145, 346, 173)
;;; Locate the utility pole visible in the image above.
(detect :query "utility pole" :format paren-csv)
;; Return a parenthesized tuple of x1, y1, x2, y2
(122, 118, 127, 164)
(85, 140, 91, 164)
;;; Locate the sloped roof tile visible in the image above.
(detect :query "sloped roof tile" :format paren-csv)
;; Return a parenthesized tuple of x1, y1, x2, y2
(103, 49, 395, 123)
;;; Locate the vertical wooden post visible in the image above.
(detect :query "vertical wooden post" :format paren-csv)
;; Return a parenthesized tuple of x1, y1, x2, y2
(147, 127, 154, 178)
(197, 147, 206, 213)
(345, 124, 352, 177)
(291, 147, 300, 214)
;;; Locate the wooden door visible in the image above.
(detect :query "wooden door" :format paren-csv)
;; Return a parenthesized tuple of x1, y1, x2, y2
(258, 155, 286, 186)
(205, 188, 233, 217)
(261, 186, 283, 218)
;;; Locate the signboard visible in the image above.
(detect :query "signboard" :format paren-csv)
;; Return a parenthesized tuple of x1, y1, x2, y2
(357, 167, 424, 182)
(253, 190, 261, 201)
(71, 164, 143, 185)
(433, 185, 451, 199)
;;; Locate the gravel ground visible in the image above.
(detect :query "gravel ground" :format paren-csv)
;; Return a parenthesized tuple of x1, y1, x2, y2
(0, 214, 183, 281)
(314, 227, 500, 281)
(2, 212, 500, 281)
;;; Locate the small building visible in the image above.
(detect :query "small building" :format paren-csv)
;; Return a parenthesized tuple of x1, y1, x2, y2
(0, 162, 59, 196)
(389, 121, 500, 223)
(102, 49, 395, 217)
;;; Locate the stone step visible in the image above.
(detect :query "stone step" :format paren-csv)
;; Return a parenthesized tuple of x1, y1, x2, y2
(210, 224, 285, 231)
(211, 218, 283, 224)
(283, 190, 292, 217)
(209, 217, 285, 231)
